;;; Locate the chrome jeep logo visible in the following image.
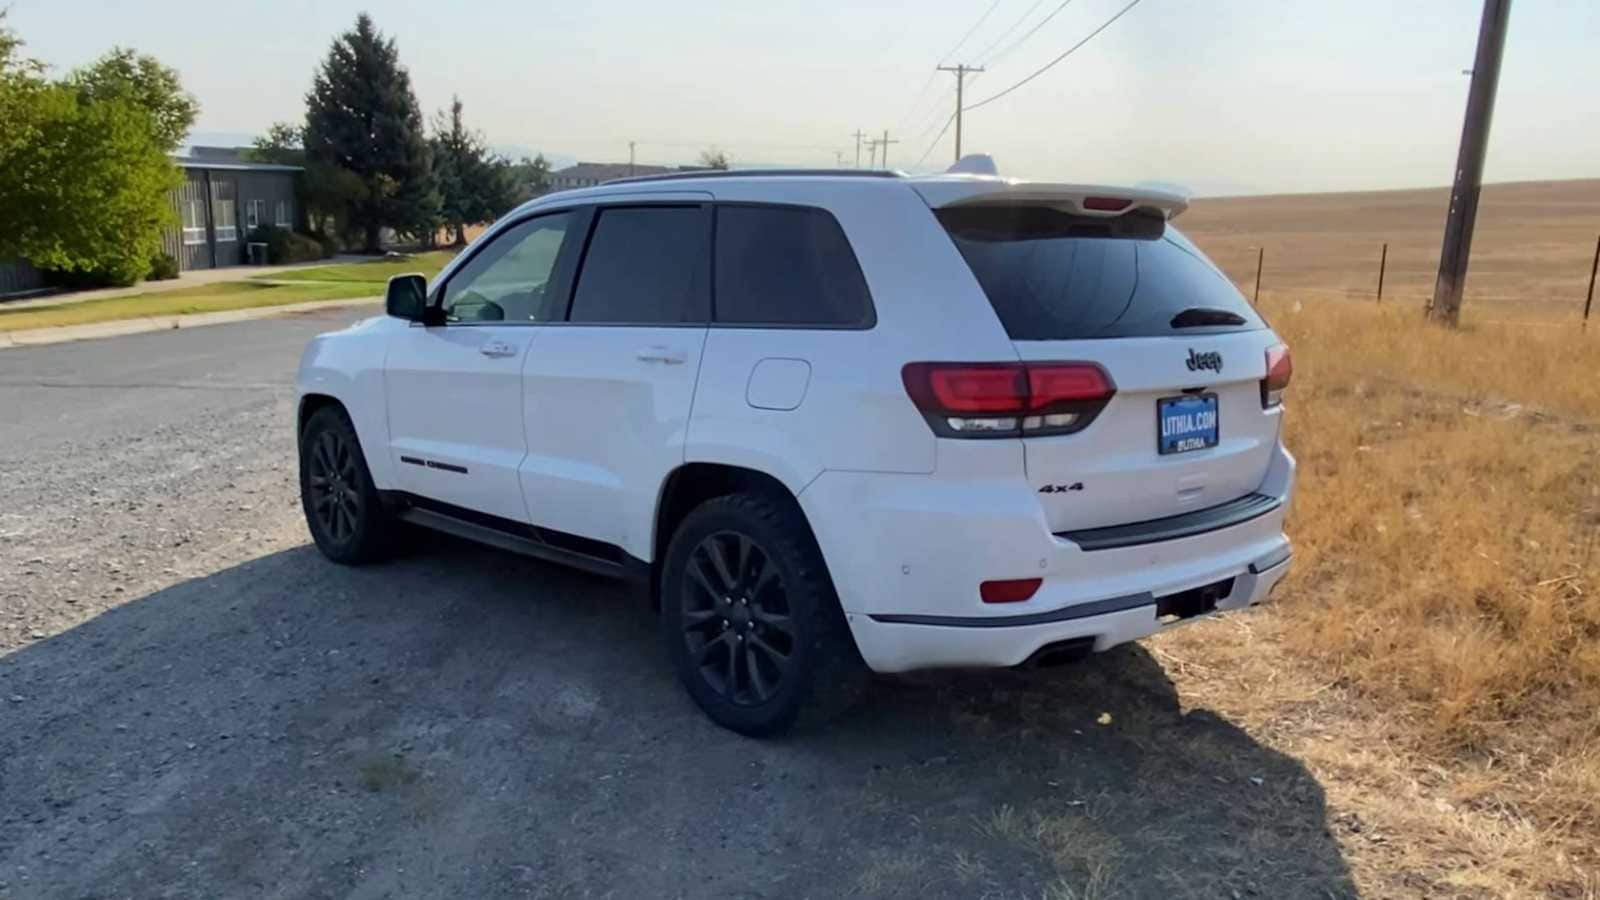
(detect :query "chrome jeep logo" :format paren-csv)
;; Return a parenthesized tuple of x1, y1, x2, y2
(1186, 349, 1223, 373)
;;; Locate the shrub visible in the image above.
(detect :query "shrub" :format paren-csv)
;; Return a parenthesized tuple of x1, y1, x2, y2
(146, 252, 178, 280)
(248, 226, 332, 264)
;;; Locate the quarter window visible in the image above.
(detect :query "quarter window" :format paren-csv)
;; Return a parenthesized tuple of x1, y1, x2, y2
(568, 206, 709, 324)
(440, 212, 573, 323)
(713, 205, 873, 327)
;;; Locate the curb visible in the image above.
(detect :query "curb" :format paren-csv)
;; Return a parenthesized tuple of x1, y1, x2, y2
(0, 296, 380, 350)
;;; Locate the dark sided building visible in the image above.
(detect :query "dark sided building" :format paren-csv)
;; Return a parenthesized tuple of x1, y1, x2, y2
(163, 147, 302, 272)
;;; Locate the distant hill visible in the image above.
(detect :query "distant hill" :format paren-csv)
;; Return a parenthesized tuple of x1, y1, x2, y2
(1181, 179, 1600, 313)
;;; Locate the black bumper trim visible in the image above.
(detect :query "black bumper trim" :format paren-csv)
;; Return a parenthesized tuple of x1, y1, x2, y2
(868, 592, 1153, 629)
(1249, 546, 1293, 574)
(1056, 492, 1281, 552)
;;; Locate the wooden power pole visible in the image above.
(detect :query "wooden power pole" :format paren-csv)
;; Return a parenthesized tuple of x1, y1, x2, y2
(878, 129, 900, 169)
(1429, 0, 1512, 327)
(937, 64, 985, 164)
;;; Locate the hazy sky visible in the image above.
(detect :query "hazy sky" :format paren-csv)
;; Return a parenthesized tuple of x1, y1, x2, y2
(9, 0, 1597, 195)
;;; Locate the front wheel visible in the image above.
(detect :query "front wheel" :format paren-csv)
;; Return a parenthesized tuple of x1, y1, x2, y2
(299, 405, 396, 565)
(660, 492, 867, 736)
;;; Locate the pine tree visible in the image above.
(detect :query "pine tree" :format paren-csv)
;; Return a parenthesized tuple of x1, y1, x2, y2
(303, 13, 435, 252)
(430, 96, 516, 246)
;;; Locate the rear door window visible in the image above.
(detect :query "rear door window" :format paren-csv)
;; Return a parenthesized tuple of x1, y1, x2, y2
(713, 204, 874, 327)
(568, 205, 710, 324)
(936, 206, 1264, 340)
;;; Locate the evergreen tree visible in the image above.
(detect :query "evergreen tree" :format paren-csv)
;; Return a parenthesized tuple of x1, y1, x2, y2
(430, 96, 516, 246)
(303, 13, 435, 252)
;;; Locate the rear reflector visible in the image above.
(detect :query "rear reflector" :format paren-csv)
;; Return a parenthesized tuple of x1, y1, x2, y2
(902, 362, 1115, 439)
(981, 578, 1042, 603)
(1081, 196, 1133, 212)
(1262, 344, 1292, 408)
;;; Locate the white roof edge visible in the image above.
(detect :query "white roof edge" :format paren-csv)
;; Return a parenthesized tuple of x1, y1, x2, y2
(908, 176, 1191, 219)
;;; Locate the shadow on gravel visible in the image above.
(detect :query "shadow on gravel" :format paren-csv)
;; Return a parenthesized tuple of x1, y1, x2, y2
(0, 541, 1357, 899)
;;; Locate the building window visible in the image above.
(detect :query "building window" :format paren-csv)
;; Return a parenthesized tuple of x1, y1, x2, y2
(274, 199, 291, 228)
(245, 199, 264, 230)
(212, 180, 238, 243)
(181, 199, 206, 246)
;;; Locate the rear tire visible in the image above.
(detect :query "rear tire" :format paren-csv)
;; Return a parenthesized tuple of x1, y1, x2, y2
(660, 492, 868, 736)
(299, 405, 396, 565)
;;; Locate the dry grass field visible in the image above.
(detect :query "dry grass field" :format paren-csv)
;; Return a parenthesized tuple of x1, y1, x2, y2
(1183, 179, 1600, 322)
(1145, 182, 1600, 896)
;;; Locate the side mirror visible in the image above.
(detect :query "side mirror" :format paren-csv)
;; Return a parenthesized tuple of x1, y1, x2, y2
(385, 274, 429, 321)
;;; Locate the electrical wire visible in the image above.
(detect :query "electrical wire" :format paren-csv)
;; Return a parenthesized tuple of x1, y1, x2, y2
(970, 0, 1050, 64)
(941, 0, 1005, 63)
(983, 0, 1081, 68)
(963, 0, 1142, 112)
(914, 112, 958, 168)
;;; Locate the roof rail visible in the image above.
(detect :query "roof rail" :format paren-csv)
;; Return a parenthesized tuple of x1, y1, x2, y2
(604, 168, 904, 187)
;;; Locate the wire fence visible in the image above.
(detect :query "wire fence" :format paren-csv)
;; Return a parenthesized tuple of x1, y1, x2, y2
(1201, 233, 1600, 328)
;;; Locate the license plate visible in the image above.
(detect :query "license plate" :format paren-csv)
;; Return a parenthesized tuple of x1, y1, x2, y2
(1158, 393, 1219, 455)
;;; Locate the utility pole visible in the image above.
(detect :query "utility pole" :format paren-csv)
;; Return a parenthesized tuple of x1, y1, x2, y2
(628, 141, 636, 177)
(865, 138, 879, 169)
(878, 129, 900, 169)
(834, 150, 846, 167)
(937, 64, 985, 163)
(1429, 0, 1512, 327)
(851, 130, 867, 168)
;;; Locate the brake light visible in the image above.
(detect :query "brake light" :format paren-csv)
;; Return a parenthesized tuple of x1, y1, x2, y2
(1262, 344, 1292, 408)
(902, 362, 1115, 438)
(1081, 196, 1132, 212)
(981, 578, 1042, 603)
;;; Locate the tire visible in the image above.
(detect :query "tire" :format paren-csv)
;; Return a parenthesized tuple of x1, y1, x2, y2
(660, 492, 868, 736)
(298, 405, 396, 565)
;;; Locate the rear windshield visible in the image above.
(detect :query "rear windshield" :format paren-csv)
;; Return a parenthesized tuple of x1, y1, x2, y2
(936, 206, 1265, 340)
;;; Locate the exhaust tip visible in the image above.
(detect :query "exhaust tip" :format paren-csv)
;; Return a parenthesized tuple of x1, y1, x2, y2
(1020, 637, 1097, 669)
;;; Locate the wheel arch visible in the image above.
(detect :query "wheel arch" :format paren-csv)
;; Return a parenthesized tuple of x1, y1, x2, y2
(649, 462, 820, 610)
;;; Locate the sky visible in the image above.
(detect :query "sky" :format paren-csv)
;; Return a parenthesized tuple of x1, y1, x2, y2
(8, 0, 1598, 196)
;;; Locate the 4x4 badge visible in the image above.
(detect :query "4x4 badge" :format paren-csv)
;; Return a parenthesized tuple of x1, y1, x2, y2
(1186, 349, 1223, 373)
(1039, 482, 1084, 494)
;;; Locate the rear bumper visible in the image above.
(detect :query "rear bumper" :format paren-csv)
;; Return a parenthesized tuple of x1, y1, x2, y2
(845, 546, 1290, 672)
(800, 443, 1295, 673)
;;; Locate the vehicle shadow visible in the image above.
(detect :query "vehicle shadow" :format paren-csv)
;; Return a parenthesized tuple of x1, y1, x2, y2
(0, 541, 1357, 899)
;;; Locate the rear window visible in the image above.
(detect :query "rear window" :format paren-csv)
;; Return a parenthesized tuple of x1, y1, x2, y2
(713, 204, 873, 327)
(936, 206, 1264, 340)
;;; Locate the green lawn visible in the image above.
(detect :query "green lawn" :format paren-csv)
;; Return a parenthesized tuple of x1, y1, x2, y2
(270, 250, 457, 284)
(0, 250, 460, 333)
(0, 281, 374, 332)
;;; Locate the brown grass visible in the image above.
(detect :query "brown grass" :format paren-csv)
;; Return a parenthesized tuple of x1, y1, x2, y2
(1183, 179, 1600, 318)
(1156, 293, 1600, 896)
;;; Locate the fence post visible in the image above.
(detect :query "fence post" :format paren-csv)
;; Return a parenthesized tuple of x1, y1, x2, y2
(1253, 246, 1264, 305)
(1377, 242, 1388, 303)
(1585, 234, 1599, 329)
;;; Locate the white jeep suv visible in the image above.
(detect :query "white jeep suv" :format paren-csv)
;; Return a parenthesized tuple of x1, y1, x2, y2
(296, 168, 1295, 735)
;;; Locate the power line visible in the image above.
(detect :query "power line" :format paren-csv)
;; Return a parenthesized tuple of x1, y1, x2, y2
(915, 113, 957, 168)
(983, 0, 1080, 68)
(941, 0, 1005, 63)
(963, 0, 1143, 112)
(971, 0, 1050, 64)
(900, 0, 1003, 131)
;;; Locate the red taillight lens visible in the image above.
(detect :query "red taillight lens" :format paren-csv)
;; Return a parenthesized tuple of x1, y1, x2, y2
(1081, 196, 1132, 212)
(1262, 344, 1292, 408)
(903, 362, 1115, 438)
(981, 578, 1042, 603)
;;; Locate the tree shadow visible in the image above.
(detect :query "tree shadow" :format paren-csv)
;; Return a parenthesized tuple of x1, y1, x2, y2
(0, 541, 1356, 899)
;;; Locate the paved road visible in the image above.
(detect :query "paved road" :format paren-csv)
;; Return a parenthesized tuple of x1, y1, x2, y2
(0, 315, 1357, 898)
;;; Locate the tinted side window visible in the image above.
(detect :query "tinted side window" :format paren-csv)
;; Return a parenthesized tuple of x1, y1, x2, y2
(714, 205, 873, 327)
(441, 212, 573, 323)
(568, 206, 709, 324)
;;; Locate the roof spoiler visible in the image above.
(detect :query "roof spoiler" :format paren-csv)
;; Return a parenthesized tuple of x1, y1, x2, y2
(912, 178, 1190, 220)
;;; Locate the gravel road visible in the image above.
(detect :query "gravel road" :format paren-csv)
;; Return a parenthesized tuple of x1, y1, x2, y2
(0, 311, 1357, 898)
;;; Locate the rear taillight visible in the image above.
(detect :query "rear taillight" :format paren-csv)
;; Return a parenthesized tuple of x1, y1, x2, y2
(1081, 196, 1132, 212)
(1262, 344, 1292, 408)
(902, 362, 1115, 438)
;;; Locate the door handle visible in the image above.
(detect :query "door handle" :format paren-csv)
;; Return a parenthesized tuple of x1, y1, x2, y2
(480, 340, 518, 358)
(635, 346, 687, 365)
